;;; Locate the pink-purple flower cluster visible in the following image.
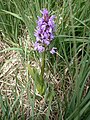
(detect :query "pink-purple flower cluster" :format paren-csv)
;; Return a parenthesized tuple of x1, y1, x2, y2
(34, 9, 56, 54)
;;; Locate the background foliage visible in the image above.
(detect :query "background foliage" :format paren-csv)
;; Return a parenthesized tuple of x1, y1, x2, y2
(0, 0, 90, 120)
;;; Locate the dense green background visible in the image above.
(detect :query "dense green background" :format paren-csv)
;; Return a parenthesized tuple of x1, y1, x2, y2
(0, 0, 90, 119)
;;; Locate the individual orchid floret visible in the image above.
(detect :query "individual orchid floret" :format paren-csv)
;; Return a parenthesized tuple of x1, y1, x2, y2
(34, 41, 45, 53)
(50, 47, 57, 54)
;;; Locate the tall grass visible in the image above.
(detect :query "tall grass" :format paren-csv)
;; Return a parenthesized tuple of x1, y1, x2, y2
(0, 0, 90, 120)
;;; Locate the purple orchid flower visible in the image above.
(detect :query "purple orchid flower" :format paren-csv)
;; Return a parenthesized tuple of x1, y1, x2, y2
(34, 8, 56, 53)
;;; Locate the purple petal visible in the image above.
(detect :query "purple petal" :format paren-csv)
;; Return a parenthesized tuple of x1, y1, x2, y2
(40, 9, 49, 15)
(48, 27, 52, 33)
(50, 47, 57, 54)
(43, 39, 50, 45)
(34, 41, 45, 53)
(38, 46, 45, 53)
(37, 17, 44, 26)
(34, 42, 39, 50)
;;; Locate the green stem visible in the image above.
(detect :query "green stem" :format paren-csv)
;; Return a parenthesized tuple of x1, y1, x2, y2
(41, 51, 45, 86)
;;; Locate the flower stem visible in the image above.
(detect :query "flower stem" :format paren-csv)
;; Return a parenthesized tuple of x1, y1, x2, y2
(41, 51, 45, 86)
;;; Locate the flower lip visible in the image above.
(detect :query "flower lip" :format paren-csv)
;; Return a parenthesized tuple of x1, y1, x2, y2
(34, 41, 45, 53)
(50, 47, 57, 54)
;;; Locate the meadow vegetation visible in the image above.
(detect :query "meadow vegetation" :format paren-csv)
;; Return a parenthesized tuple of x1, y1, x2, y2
(0, 0, 90, 120)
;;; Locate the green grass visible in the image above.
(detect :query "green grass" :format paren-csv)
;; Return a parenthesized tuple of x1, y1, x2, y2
(0, 0, 90, 120)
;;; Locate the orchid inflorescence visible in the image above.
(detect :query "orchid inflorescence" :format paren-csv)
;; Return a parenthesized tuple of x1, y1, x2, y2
(34, 9, 57, 54)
